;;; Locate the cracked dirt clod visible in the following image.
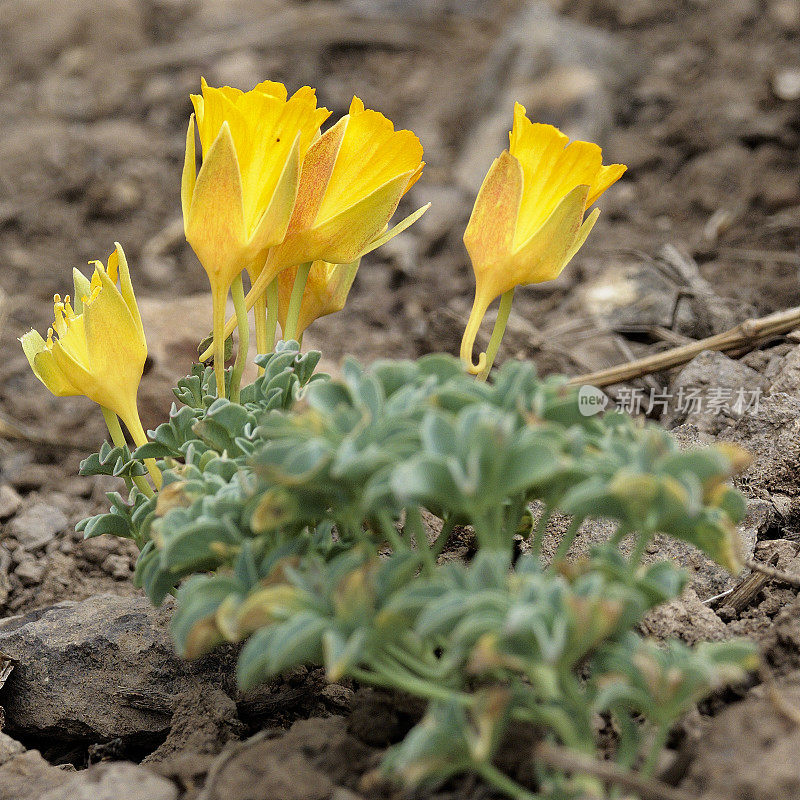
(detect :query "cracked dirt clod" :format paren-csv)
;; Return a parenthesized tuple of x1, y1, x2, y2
(0, 594, 238, 743)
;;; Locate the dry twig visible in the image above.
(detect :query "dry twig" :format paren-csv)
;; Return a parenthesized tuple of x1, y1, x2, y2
(569, 306, 800, 388)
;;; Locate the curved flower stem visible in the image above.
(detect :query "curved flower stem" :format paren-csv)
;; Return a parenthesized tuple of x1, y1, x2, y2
(212, 287, 227, 399)
(460, 294, 491, 375)
(229, 275, 249, 403)
(101, 407, 155, 498)
(282, 261, 312, 344)
(478, 288, 515, 381)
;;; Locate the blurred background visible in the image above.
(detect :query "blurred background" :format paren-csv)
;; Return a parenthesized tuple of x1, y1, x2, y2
(0, 0, 798, 462)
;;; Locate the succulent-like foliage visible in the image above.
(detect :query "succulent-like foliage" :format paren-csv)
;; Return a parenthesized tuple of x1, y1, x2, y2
(80, 348, 756, 799)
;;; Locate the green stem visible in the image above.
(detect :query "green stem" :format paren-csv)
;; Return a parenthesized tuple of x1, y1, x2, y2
(212, 287, 227, 399)
(477, 288, 515, 382)
(282, 261, 312, 343)
(477, 763, 537, 800)
(265, 277, 279, 352)
(229, 275, 249, 403)
(101, 407, 155, 499)
(254, 293, 268, 362)
(120, 406, 163, 490)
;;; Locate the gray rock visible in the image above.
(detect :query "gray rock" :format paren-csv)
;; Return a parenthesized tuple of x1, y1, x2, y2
(0, 594, 237, 742)
(0, 734, 25, 767)
(13, 558, 45, 586)
(767, 342, 800, 396)
(662, 350, 766, 435)
(726, 392, 800, 522)
(38, 762, 177, 800)
(0, 749, 67, 800)
(6, 503, 68, 551)
(0, 486, 22, 520)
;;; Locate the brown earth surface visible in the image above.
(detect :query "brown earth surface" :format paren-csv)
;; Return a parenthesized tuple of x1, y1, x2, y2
(1, 0, 799, 797)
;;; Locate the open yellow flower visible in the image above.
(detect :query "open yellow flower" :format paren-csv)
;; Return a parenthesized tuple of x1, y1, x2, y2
(182, 79, 330, 289)
(20, 243, 149, 441)
(276, 259, 361, 340)
(460, 102, 626, 374)
(182, 79, 330, 393)
(201, 96, 428, 355)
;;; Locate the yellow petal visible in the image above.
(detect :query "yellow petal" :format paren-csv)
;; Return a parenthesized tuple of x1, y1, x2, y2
(560, 206, 600, 272)
(185, 121, 247, 290)
(315, 98, 423, 225)
(231, 85, 329, 232)
(181, 114, 197, 228)
(192, 79, 246, 155)
(112, 242, 146, 343)
(20, 330, 79, 396)
(509, 102, 623, 247)
(294, 170, 414, 265)
(588, 163, 626, 207)
(506, 183, 589, 288)
(252, 79, 287, 100)
(72, 268, 91, 313)
(82, 266, 146, 415)
(463, 150, 523, 276)
(246, 131, 301, 255)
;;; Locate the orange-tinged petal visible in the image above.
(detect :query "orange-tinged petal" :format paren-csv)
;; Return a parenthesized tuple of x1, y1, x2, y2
(289, 170, 413, 266)
(181, 114, 197, 227)
(277, 259, 360, 338)
(287, 116, 347, 233)
(315, 98, 423, 225)
(185, 121, 247, 290)
(463, 150, 523, 276)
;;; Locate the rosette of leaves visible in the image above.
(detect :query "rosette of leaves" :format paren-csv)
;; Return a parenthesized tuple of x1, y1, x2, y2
(81, 351, 756, 799)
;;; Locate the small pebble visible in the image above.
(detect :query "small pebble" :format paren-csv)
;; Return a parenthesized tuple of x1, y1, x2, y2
(8, 503, 69, 551)
(15, 560, 46, 586)
(772, 68, 800, 101)
(0, 485, 22, 519)
(101, 554, 131, 580)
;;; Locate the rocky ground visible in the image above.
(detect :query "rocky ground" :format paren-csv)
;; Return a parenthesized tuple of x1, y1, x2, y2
(1, 0, 799, 797)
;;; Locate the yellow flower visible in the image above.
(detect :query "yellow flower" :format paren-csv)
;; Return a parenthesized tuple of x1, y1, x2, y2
(243, 96, 427, 307)
(460, 102, 625, 373)
(182, 79, 330, 295)
(276, 259, 361, 340)
(20, 243, 147, 437)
